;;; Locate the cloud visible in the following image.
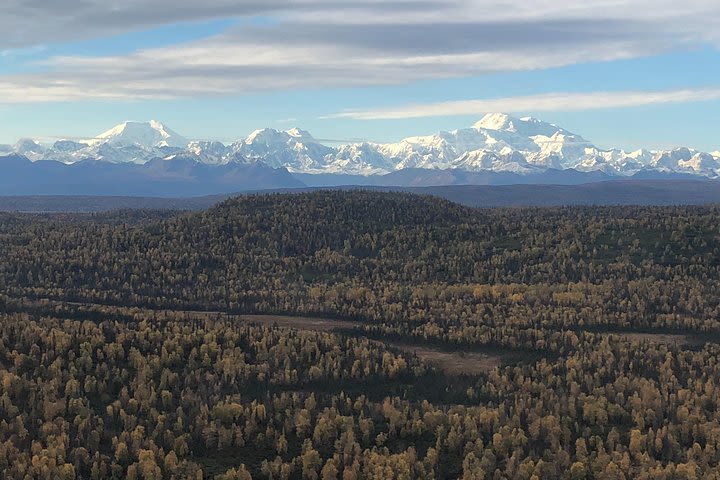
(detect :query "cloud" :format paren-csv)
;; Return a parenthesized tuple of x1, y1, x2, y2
(0, 35, 631, 103)
(0, 45, 47, 58)
(0, 0, 439, 49)
(0, 0, 719, 102)
(323, 89, 720, 120)
(2, 0, 719, 48)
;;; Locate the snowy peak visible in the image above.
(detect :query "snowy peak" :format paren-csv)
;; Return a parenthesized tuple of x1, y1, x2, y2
(89, 120, 189, 149)
(473, 113, 577, 139)
(286, 127, 314, 141)
(14, 138, 45, 154)
(187, 141, 229, 165)
(243, 127, 318, 146)
(14, 139, 47, 161)
(473, 113, 519, 131)
(236, 127, 334, 172)
(473, 113, 553, 133)
(679, 152, 720, 173)
(244, 128, 283, 145)
(28, 120, 194, 164)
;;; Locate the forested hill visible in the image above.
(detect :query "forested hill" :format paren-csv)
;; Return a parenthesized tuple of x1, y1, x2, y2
(3, 190, 720, 332)
(208, 191, 473, 249)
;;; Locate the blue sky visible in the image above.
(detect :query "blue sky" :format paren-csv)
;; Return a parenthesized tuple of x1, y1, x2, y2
(1, 0, 719, 152)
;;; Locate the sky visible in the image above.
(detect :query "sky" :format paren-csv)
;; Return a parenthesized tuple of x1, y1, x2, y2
(1, 0, 719, 152)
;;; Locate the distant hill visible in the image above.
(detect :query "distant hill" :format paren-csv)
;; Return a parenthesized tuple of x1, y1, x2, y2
(2, 180, 720, 212)
(0, 154, 303, 197)
(403, 180, 720, 207)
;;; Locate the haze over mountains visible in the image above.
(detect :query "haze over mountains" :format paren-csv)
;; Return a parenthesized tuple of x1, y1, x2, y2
(1, 113, 719, 196)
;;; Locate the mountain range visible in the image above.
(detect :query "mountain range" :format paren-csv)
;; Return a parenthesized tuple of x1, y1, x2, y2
(1, 114, 719, 196)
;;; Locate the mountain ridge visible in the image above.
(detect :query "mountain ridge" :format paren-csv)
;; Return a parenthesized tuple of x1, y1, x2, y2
(3, 113, 719, 179)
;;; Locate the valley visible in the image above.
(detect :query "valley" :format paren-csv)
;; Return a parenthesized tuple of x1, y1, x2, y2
(3, 191, 720, 478)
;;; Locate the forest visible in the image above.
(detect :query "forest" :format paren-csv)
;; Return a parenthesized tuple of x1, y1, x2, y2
(2, 190, 720, 479)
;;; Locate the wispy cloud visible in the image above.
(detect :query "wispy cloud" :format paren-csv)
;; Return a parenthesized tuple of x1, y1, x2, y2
(0, 42, 635, 103)
(0, 45, 47, 58)
(0, 1, 720, 102)
(323, 89, 720, 120)
(2, 0, 719, 49)
(0, 0, 438, 49)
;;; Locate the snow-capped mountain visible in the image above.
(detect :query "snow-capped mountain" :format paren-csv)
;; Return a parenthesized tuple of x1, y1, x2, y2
(88, 120, 188, 149)
(187, 141, 228, 165)
(39, 120, 189, 164)
(328, 143, 398, 175)
(227, 127, 335, 172)
(6, 114, 720, 178)
(14, 139, 47, 161)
